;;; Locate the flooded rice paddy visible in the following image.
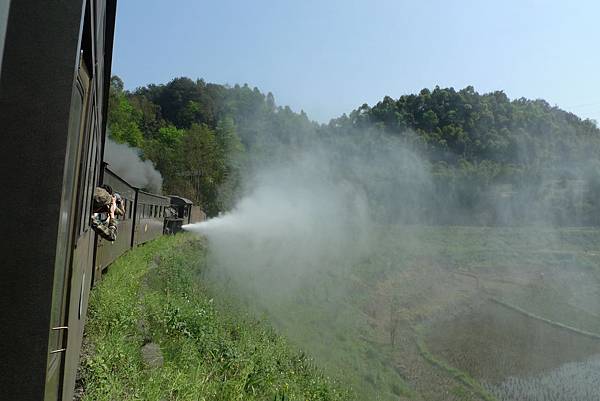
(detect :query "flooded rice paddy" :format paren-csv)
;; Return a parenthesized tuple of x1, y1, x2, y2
(426, 300, 600, 401)
(484, 357, 600, 401)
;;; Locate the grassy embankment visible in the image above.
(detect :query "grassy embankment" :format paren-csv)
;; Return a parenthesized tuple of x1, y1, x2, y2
(80, 234, 348, 401)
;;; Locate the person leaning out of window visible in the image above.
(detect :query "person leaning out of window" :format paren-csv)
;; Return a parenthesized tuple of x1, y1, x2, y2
(91, 184, 118, 241)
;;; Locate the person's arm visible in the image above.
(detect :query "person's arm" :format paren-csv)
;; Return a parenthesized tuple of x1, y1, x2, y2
(107, 216, 118, 241)
(110, 195, 117, 219)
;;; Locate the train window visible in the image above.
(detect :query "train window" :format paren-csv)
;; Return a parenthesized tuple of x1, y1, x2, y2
(115, 198, 121, 221)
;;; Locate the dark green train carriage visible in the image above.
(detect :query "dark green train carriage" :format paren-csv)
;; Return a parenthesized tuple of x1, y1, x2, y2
(0, 2, 117, 401)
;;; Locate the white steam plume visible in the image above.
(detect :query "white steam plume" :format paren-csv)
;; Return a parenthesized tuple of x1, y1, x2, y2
(183, 135, 430, 299)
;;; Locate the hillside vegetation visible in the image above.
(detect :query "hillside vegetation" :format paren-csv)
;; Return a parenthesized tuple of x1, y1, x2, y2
(109, 78, 600, 225)
(80, 234, 348, 401)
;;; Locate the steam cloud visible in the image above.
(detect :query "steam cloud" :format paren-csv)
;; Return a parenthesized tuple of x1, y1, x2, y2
(104, 138, 163, 193)
(183, 133, 430, 299)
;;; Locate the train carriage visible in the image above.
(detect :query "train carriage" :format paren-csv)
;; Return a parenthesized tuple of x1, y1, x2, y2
(133, 190, 171, 246)
(0, 2, 117, 401)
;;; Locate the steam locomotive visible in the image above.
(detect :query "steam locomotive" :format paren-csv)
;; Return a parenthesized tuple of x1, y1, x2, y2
(0, 2, 202, 400)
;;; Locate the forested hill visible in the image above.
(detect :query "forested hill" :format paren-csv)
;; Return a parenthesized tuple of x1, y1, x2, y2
(108, 77, 600, 224)
(333, 86, 600, 166)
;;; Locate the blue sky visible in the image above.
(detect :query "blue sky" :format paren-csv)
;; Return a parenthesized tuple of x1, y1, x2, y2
(113, 0, 600, 124)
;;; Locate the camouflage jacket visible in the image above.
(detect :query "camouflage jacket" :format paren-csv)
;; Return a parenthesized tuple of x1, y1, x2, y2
(91, 214, 117, 242)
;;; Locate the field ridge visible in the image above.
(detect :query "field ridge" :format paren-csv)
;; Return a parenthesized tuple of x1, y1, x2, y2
(490, 298, 600, 340)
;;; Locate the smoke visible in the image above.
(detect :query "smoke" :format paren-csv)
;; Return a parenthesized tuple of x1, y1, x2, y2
(104, 138, 163, 193)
